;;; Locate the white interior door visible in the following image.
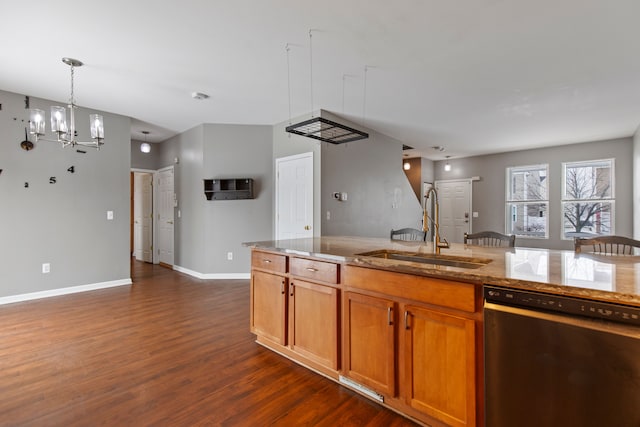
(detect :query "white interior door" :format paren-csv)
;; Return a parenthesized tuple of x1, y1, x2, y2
(276, 152, 313, 240)
(133, 173, 153, 262)
(157, 167, 174, 266)
(435, 179, 472, 243)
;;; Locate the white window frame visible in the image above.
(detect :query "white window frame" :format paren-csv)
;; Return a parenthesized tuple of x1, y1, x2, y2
(505, 164, 549, 239)
(561, 159, 615, 240)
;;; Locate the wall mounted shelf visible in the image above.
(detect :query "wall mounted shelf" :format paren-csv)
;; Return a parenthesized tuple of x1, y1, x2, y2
(204, 178, 254, 200)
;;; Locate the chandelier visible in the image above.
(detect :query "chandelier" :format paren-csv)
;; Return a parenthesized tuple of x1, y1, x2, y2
(29, 57, 105, 149)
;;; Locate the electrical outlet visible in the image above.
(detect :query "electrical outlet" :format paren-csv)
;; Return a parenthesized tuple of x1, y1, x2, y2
(326, 210, 331, 220)
(42, 263, 50, 274)
(227, 252, 233, 261)
(107, 210, 114, 220)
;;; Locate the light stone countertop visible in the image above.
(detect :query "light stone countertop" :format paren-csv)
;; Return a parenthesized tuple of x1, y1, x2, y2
(246, 236, 640, 307)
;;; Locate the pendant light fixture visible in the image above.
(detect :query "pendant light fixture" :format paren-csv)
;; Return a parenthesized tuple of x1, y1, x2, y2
(444, 156, 452, 171)
(140, 131, 151, 153)
(29, 57, 105, 150)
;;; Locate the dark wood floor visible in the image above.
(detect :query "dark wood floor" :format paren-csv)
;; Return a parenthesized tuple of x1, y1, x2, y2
(0, 261, 417, 426)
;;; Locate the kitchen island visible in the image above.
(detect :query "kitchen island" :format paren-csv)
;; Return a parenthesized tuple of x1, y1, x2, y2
(245, 236, 640, 427)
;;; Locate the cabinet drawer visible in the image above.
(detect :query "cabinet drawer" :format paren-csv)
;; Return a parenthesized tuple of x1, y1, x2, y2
(252, 250, 287, 273)
(290, 257, 339, 284)
(344, 266, 476, 313)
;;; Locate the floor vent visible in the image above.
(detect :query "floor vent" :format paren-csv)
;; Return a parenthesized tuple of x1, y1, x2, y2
(339, 375, 384, 403)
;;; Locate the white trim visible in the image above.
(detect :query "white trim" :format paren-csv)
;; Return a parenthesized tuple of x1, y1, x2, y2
(131, 167, 156, 173)
(0, 279, 132, 306)
(173, 265, 250, 280)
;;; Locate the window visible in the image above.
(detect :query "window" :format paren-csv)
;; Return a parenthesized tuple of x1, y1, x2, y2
(506, 164, 548, 238)
(562, 159, 614, 239)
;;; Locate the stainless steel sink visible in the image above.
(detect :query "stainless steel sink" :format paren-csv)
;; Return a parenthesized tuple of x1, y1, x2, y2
(356, 249, 492, 269)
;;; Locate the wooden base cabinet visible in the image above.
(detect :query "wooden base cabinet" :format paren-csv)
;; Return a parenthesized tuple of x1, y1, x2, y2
(250, 250, 341, 376)
(251, 253, 480, 427)
(343, 292, 396, 397)
(250, 250, 288, 346)
(343, 266, 480, 427)
(251, 270, 287, 345)
(402, 304, 476, 427)
(289, 279, 340, 370)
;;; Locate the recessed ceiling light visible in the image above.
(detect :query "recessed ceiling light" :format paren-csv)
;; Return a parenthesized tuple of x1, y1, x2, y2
(191, 92, 210, 100)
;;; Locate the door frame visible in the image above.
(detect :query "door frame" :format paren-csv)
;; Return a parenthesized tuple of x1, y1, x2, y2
(155, 165, 174, 266)
(131, 168, 157, 263)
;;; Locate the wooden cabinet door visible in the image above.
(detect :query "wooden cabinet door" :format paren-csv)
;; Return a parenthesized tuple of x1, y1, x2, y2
(250, 270, 287, 345)
(289, 279, 339, 370)
(402, 304, 476, 427)
(343, 292, 396, 396)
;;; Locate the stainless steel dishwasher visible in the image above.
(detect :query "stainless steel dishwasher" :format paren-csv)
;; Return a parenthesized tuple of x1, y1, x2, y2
(484, 285, 640, 427)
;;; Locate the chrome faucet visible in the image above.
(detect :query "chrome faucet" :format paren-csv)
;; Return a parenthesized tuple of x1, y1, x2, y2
(423, 187, 450, 254)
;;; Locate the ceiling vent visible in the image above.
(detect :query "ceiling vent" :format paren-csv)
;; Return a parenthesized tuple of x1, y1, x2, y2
(285, 117, 368, 144)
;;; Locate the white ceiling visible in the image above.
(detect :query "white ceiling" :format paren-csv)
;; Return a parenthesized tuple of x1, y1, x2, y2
(2, 0, 640, 159)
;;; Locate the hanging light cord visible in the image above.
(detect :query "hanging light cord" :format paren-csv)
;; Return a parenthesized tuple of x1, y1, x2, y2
(362, 65, 369, 125)
(309, 29, 314, 117)
(342, 74, 346, 114)
(286, 43, 292, 125)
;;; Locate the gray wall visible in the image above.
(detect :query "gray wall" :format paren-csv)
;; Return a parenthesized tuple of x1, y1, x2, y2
(634, 128, 640, 240)
(131, 139, 160, 170)
(0, 89, 131, 298)
(272, 111, 323, 236)
(320, 112, 422, 237)
(273, 110, 421, 239)
(434, 137, 633, 250)
(162, 126, 205, 271)
(159, 123, 272, 275)
(202, 123, 273, 273)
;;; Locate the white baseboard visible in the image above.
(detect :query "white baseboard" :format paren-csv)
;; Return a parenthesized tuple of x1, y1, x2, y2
(173, 265, 250, 280)
(0, 278, 132, 306)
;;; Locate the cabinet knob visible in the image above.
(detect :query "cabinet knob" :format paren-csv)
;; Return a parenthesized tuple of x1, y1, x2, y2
(304, 225, 311, 230)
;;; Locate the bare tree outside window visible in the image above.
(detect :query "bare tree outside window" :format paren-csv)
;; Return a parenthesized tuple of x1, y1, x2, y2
(506, 165, 548, 238)
(562, 160, 614, 239)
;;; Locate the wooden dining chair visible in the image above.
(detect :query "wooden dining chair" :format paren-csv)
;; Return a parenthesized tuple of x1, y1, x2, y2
(390, 228, 426, 241)
(574, 236, 640, 255)
(464, 231, 516, 247)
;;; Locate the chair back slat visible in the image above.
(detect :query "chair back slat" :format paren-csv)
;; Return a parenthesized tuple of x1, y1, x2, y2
(576, 236, 640, 255)
(464, 231, 515, 248)
(391, 228, 426, 242)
